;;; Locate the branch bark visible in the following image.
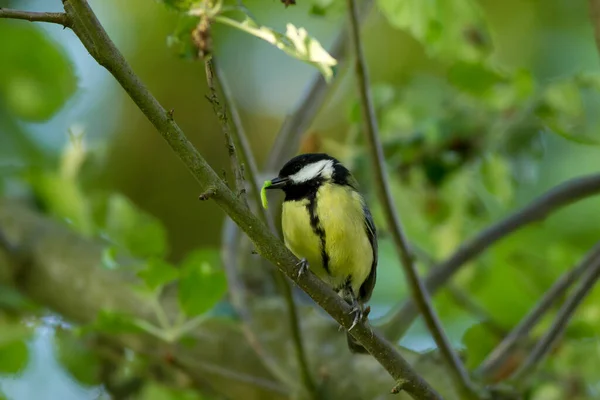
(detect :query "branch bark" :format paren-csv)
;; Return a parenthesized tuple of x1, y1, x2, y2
(475, 241, 600, 381)
(345, 0, 479, 398)
(212, 62, 317, 398)
(204, 57, 249, 208)
(0, 8, 70, 27)
(1, 1, 441, 398)
(381, 174, 600, 341)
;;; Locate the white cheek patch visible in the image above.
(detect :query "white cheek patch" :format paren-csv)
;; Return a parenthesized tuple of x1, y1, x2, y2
(290, 159, 334, 183)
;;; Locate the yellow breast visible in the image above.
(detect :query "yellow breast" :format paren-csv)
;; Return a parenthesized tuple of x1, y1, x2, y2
(281, 184, 373, 294)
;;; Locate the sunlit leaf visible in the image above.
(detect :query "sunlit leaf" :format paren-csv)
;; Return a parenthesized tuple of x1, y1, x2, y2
(54, 329, 101, 386)
(178, 248, 227, 317)
(0, 22, 76, 121)
(104, 194, 168, 258)
(138, 259, 179, 291)
(213, 16, 337, 82)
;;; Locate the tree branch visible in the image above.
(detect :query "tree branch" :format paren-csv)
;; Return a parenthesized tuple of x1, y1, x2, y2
(345, 0, 479, 398)
(381, 174, 600, 341)
(0, 199, 288, 400)
(16, 1, 444, 398)
(213, 62, 318, 398)
(508, 249, 600, 385)
(204, 57, 249, 208)
(475, 241, 600, 381)
(0, 8, 70, 27)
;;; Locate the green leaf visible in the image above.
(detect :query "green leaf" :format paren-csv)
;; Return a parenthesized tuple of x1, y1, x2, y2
(461, 322, 498, 369)
(167, 14, 202, 59)
(0, 22, 77, 121)
(536, 78, 600, 145)
(160, 0, 199, 11)
(378, 0, 491, 61)
(139, 382, 201, 400)
(0, 340, 29, 374)
(54, 329, 101, 386)
(104, 194, 168, 258)
(101, 246, 120, 270)
(27, 134, 94, 235)
(0, 322, 33, 347)
(138, 259, 179, 291)
(213, 16, 337, 82)
(309, 0, 344, 17)
(447, 62, 505, 96)
(178, 248, 227, 317)
(480, 153, 514, 206)
(89, 310, 144, 335)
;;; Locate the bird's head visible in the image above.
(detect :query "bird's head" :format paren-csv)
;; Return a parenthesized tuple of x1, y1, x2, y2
(266, 153, 351, 201)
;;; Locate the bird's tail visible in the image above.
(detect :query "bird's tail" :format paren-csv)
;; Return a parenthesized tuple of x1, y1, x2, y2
(346, 332, 369, 354)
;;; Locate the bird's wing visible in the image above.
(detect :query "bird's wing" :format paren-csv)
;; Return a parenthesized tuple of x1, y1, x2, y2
(359, 203, 378, 303)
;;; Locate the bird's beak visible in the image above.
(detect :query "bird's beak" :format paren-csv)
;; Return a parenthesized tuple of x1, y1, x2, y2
(266, 176, 289, 190)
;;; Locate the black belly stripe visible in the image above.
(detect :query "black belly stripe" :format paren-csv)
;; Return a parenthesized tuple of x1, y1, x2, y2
(306, 194, 330, 274)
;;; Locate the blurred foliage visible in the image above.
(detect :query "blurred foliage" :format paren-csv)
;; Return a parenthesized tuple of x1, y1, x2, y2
(0, 22, 76, 122)
(1, 0, 600, 399)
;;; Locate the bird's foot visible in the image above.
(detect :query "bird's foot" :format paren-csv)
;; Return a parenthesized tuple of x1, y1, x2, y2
(296, 258, 309, 278)
(348, 304, 363, 331)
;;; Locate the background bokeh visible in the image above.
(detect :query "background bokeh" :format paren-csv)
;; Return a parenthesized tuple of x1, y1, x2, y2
(1, 0, 600, 399)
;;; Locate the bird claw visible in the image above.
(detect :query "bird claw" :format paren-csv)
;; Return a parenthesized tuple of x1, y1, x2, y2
(296, 258, 309, 278)
(348, 305, 363, 331)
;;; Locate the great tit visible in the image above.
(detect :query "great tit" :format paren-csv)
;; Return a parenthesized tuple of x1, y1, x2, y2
(266, 153, 377, 354)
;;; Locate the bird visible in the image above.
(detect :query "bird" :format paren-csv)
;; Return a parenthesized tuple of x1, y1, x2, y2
(265, 153, 377, 354)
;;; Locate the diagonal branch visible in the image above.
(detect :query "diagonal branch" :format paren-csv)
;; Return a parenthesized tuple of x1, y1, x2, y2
(345, 0, 479, 398)
(381, 174, 600, 342)
(508, 249, 600, 385)
(0, 1, 444, 398)
(213, 62, 317, 398)
(0, 8, 70, 27)
(476, 241, 600, 381)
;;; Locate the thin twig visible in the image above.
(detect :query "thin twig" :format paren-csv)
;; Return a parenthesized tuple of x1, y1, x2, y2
(345, 0, 479, 398)
(508, 251, 600, 385)
(14, 2, 444, 398)
(204, 58, 249, 208)
(0, 8, 70, 27)
(381, 174, 600, 342)
(264, 0, 374, 172)
(210, 55, 304, 393)
(413, 245, 507, 337)
(476, 241, 600, 380)
(214, 62, 318, 398)
(447, 285, 507, 338)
